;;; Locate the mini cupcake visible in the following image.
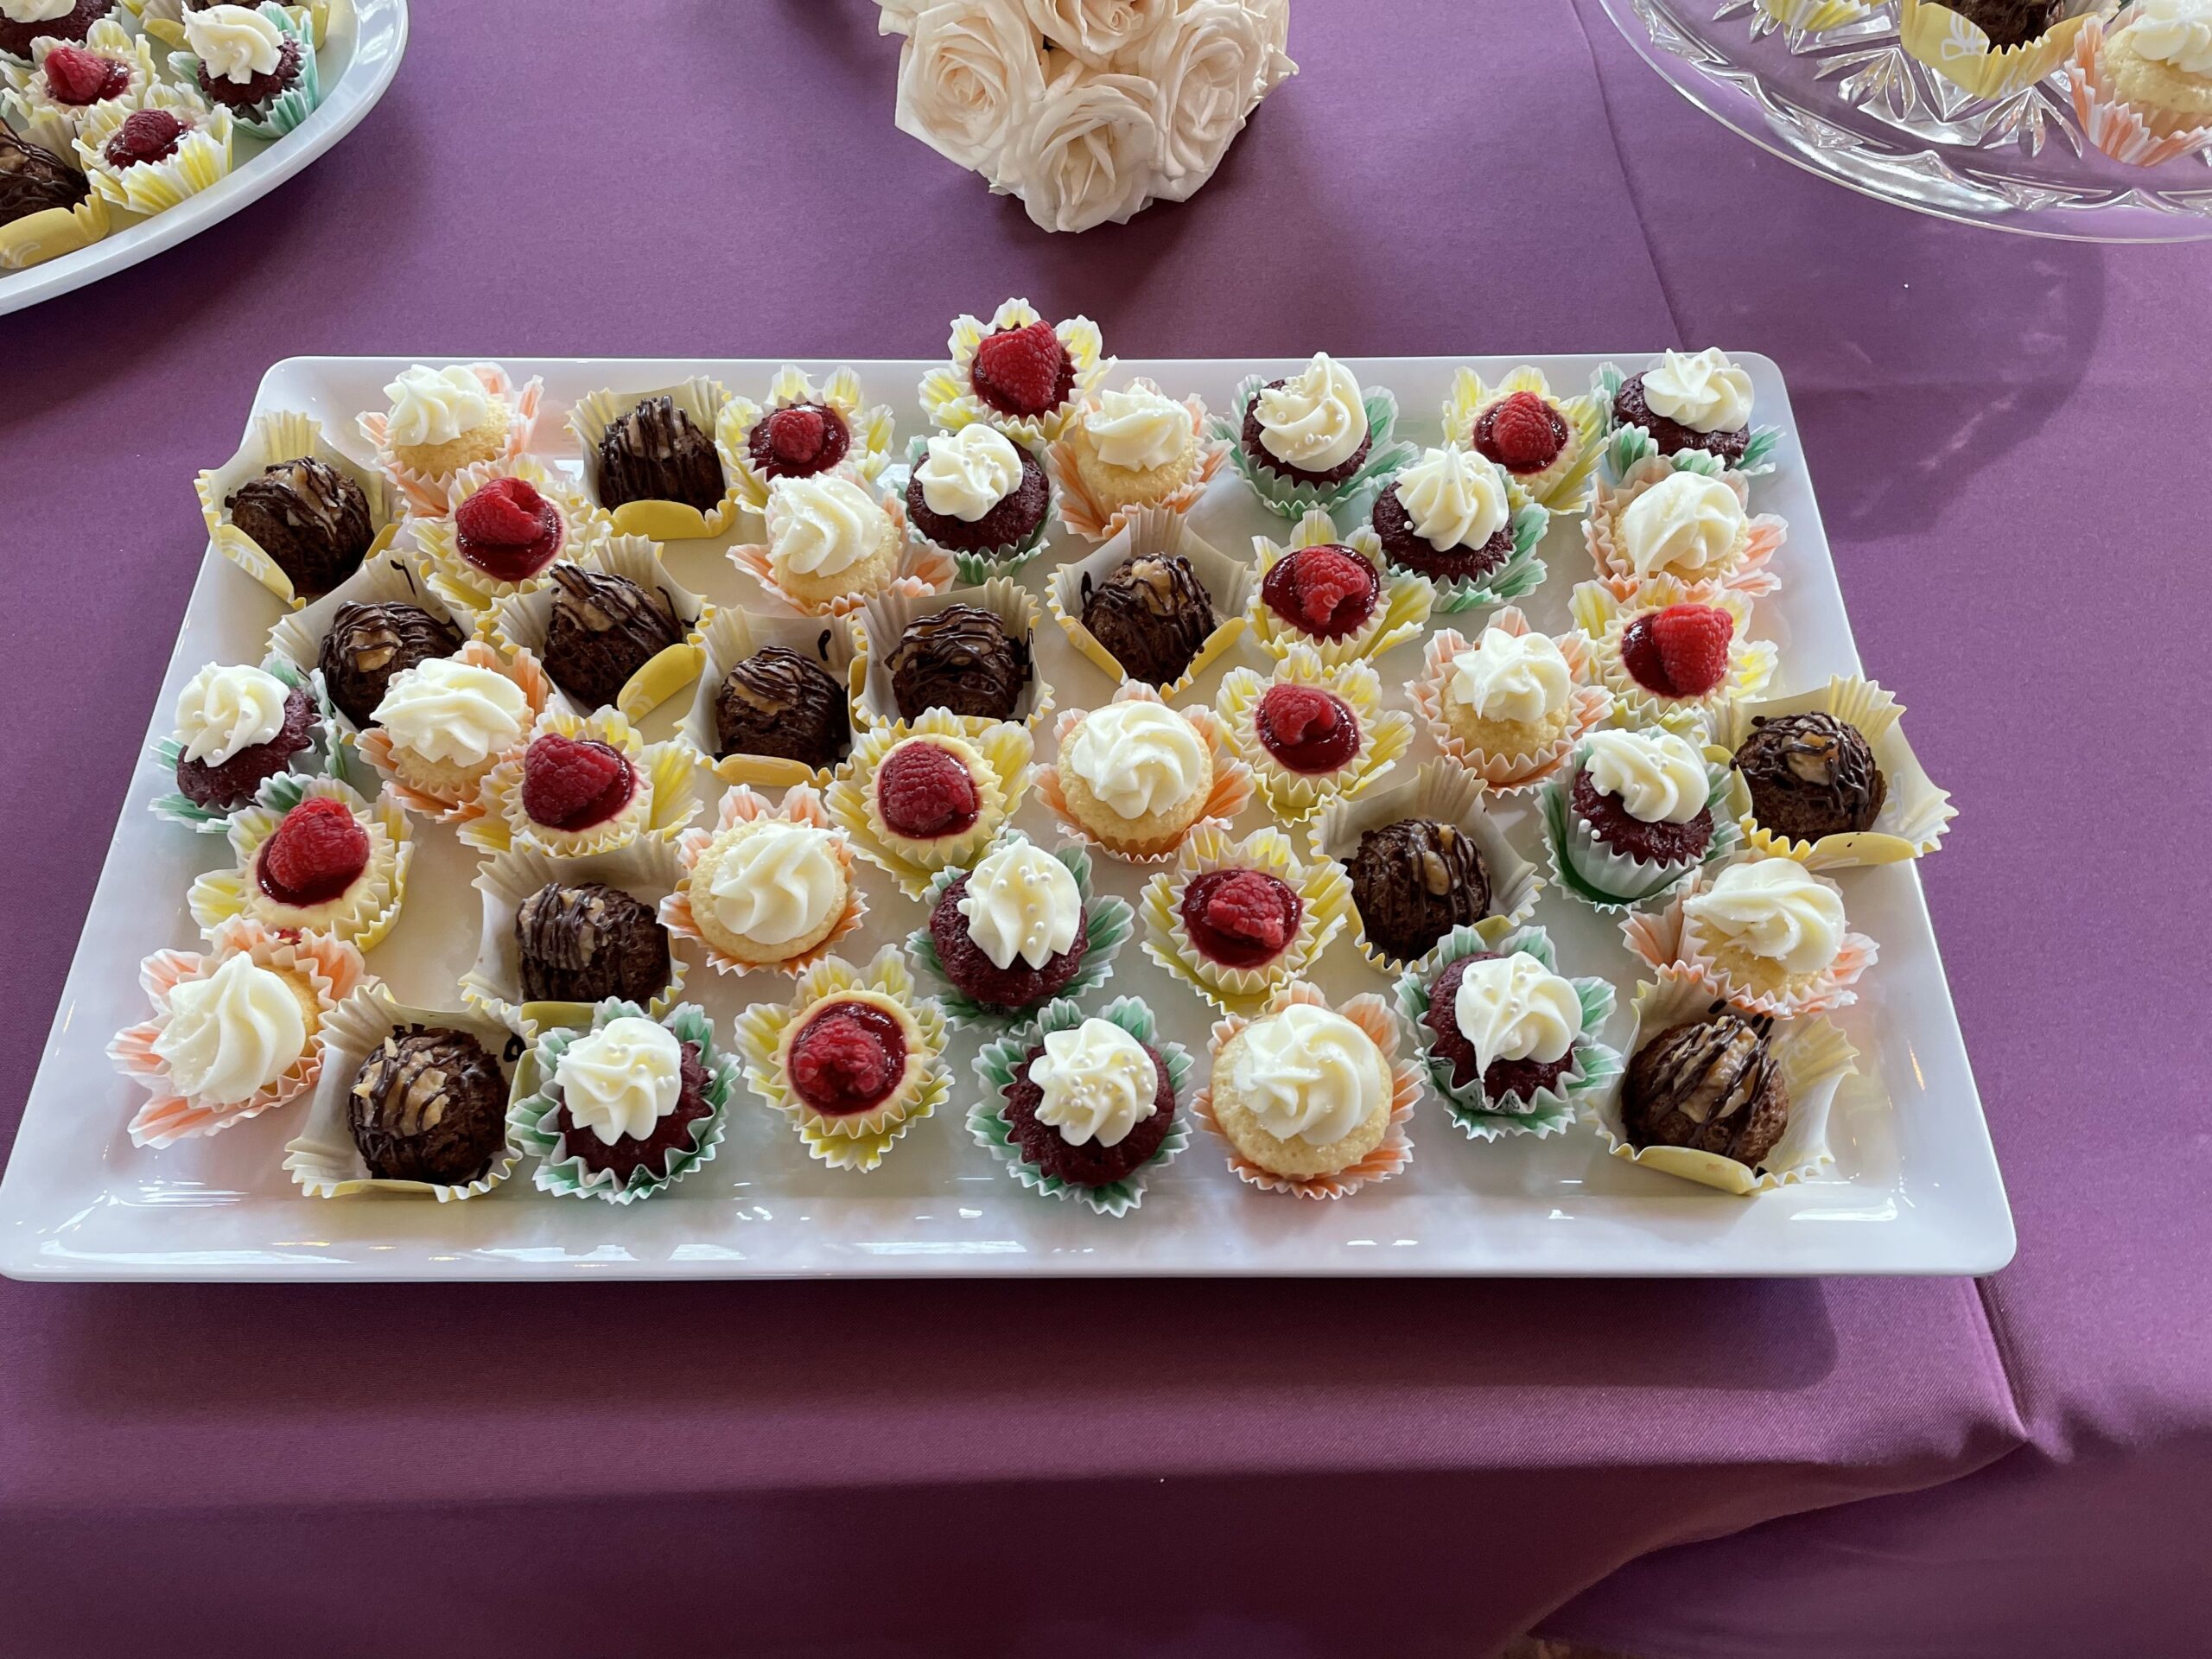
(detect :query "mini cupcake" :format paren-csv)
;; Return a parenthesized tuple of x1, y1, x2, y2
(825, 710, 1033, 898)
(463, 839, 687, 1036)
(73, 86, 232, 215)
(461, 708, 699, 859)
(1046, 377, 1228, 543)
(353, 640, 555, 823)
(486, 536, 703, 720)
(1368, 444, 1548, 613)
(508, 1001, 735, 1203)
(167, 2, 319, 138)
(969, 996, 1195, 1217)
(357, 363, 542, 516)
(1050, 508, 1252, 696)
(1571, 582, 1776, 734)
(1898, 0, 2097, 100)
(186, 773, 411, 951)
(1440, 365, 1605, 513)
(907, 830, 1131, 1028)
(681, 606, 862, 786)
(109, 915, 368, 1148)
(1193, 980, 1421, 1199)
(729, 471, 951, 618)
(1586, 457, 1782, 604)
(660, 784, 865, 977)
(1137, 823, 1353, 1015)
(2, 22, 156, 147)
(1599, 348, 1779, 475)
(1212, 353, 1413, 518)
(569, 378, 738, 538)
(718, 363, 897, 512)
(409, 456, 598, 616)
(1622, 855, 1877, 1019)
(1411, 609, 1611, 794)
(1541, 728, 1737, 910)
(148, 656, 334, 831)
(732, 944, 952, 1172)
(1215, 646, 1413, 825)
(918, 296, 1109, 447)
(198, 410, 401, 607)
(1037, 685, 1250, 863)
(2069, 3, 2212, 164)
(901, 425, 1054, 582)
(0, 0, 115, 62)
(1249, 509, 1433, 663)
(861, 581, 1048, 730)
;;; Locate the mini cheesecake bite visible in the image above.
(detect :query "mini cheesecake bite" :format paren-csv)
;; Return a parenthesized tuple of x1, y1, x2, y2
(786, 995, 912, 1120)
(969, 318, 1075, 421)
(518, 733, 636, 835)
(253, 794, 369, 913)
(1261, 540, 1380, 644)
(453, 475, 563, 585)
(1254, 683, 1360, 776)
(1471, 390, 1570, 479)
(1179, 868, 1302, 971)
(1618, 601, 1735, 703)
(747, 400, 850, 484)
(871, 734, 988, 855)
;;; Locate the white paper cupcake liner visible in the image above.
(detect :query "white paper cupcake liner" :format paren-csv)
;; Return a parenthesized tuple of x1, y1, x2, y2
(568, 375, 741, 539)
(856, 575, 1053, 734)
(677, 605, 865, 790)
(196, 409, 405, 609)
(1537, 743, 1742, 913)
(1046, 505, 1253, 700)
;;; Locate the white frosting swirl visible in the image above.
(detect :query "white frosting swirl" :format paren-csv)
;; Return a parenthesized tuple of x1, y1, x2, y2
(1452, 953, 1580, 1075)
(184, 5, 284, 83)
(957, 840, 1084, 970)
(381, 365, 493, 448)
(372, 658, 528, 767)
(1448, 626, 1572, 725)
(175, 663, 289, 766)
(2126, 0, 2212, 73)
(1255, 353, 1368, 472)
(553, 1015, 683, 1147)
(1642, 348, 1754, 434)
(152, 952, 306, 1105)
(1618, 471, 1745, 578)
(705, 822, 842, 946)
(1582, 728, 1709, 825)
(766, 474, 885, 577)
(0, 0, 75, 23)
(1229, 1003, 1384, 1147)
(1084, 385, 1188, 471)
(1063, 701, 1209, 821)
(1683, 859, 1847, 978)
(914, 424, 1023, 522)
(1396, 444, 1510, 552)
(1027, 1018, 1159, 1148)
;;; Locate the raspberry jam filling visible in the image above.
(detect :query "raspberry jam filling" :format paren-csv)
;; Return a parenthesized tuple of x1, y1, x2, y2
(875, 740, 981, 841)
(1472, 391, 1568, 475)
(43, 44, 130, 105)
(454, 476, 563, 582)
(1619, 603, 1732, 699)
(1261, 544, 1380, 640)
(788, 999, 907, 1117)
(104, 108, 187, 170)
(520, 735, 636, 832)
(1254, 683, 1360, 775)
(969, 321, 1073, 418)
(746, 403, 851, 480)
(1179, 868, 1303, 969)
(255, 797, 370, 909)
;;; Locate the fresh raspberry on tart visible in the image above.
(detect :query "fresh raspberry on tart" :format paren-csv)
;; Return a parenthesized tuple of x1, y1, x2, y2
(874, 739, 982, 844)
(1179, 868, 1302, 970)
(746, 402, 851, 482)
(1261, 543, 1380, 642)
(1254, 683, 1360, 775)
(41, 42, 129, 104)
(519, 734, 636, 833)
(970, 321, 1073, 418)
(1472, 391, 1568, 476)
(453, 475, 563, 583)
(103, 106, 186, 168)
(1621, 603, 1733, 700)
(788, 998, 909, 1117)
(256, 796, 370, 908)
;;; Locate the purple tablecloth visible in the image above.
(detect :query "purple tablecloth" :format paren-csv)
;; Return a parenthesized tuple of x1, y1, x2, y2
(0, 3, 2201, 1655)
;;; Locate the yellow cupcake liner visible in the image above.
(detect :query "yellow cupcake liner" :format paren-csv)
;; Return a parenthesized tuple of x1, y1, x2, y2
(918, 297, 1111, 447)
(2067, 16, 2212, 163)
(1571, 578, 1777, 734)
(351, 640, 558, 825)
(1899, 0, 2099, 99)
(461, 706, 701, 859)
(109, 915, 370, 1149)
(678, 605, 866, 789)
(1046, 505, 1253, 699)
(280, 983, 525, 1201)
(715, 364, 898, 512)
(730, 487, 954, 619)
(0, 175, 107, 270)
(1584, 455, 1784, 607)
(264, 550, 488, 740)
(568, 375, 741, 538)
(1707, 675, 1957, 869)
(1138, 823, 1354, 1016)
(405, 455, 600, 616)
(1411, 610, 1614, 796)
(356, 362, 543, 517)
(1754, 0, 1875, 29)
(856, 575, 1054, 734)
(485, 531, 709, 722)
(1214, 645, 1413, 826)
(187, 774, 412, 952)
(1621, 859, 1878, 1020)
(1045, 381, 1230, 543)
(195, 410, 405, 609)
(1036, 683, 1255, 866)
(1590, 973, 1859, 1196)
(1310, 758, 1546, 976)
(73, 84, 232, 214)
(826, 711, 1033, 899)
(1441, 365, 1606, 514)
(732, 944, 952, 1172)
(1191, 980, 1421, 1200)
(3, 20, 157, 149)
(1246, 511, 1433, 667)
(660, 783, 868, 979)
(461, 836, 689, 1039)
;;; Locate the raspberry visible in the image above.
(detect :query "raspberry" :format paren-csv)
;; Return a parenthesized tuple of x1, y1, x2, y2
(1255, 683, 1360, 774)
(1475, 391, 1567, 474)
(1203, 870, 1294, 952)
(1650, 603, 1734, 698)
(970, 321, 1070, 417)
(520, 735, 633, 831)
(1256, 684, 1339, 748)
(789, 1002, 906, 1116)
(1619, 613, 1669, 695)
(766, 407, 826, 467)
(105, 108, 186, 170)
(875, 740, 981, 841)
(455, 476, 550, 547)
(43, 45, 128, 106)
(1262, 544, 1378, 640)
(257, 797, 370, 907)
(747, 403, 849, 480)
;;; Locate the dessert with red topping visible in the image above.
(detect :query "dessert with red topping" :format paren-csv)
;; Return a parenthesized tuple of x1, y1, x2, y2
(746, 403, 850, 482)
(519, 734, 636, 834)
(874, 737, 982, 845)
(1260, 542, 1381, 644)
(786, 998, 910, 1119)
(1419, 952, 1579, 1101)
(453, 475, 563, 584)
(1472, 391, 1569, 477)
(38, 41, 128, 103)
(1619, 603, 1733, 701)
(970, 321, 1075, 420)
(1179, 868, 1303, 970)
(101, 105, 187, 169)
(0, 0, 112, 60)
(255, 794, 369, 910)
(1254, 683, 1360, 776)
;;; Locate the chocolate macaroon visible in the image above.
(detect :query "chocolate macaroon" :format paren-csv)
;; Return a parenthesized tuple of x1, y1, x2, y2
(0, 125, 90, 228)
(713, 644, 851, 770)
(514, 881, 672, 1007)
(1611, 374, 1749, 466)
(317, 600, 464, 728)
(887, 604, 1031, 722)
(1732, 712, 1886, 842)
(1078, 553, 1216, 687)
(348, 1025, 514, 1185)
(1622, 1007, 1789, 1169)
(594, 394, 727, 515)
(540, 564, 683, 711)
(1345, 817, 1491, 963)
(226, 457, 377, 598)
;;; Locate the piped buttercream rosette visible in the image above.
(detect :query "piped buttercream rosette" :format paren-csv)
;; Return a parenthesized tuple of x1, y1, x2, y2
(356, 362, 543, 517)
(567, 375, 741, 540)
(1571, 578, 1777, 734)
(899, 431, 1057, 583)
(1365, 454, 1548, 617)
(195, 409, 405, 608)
(109, 916, 370, 1149)
(1215, 646, 1412, 826)
(165, 2, 321, 141)
(461, 706, 700, 859)
(1191, 980, 1421, 1201)
(728, 484, 953, 620)
(1440, 364, 1606, 513)
(1045, 379, 1229, 545)
(716, 363, 898, 512)
(1584, 455, 1783, 606)
(1412, 610, 1612, 795)
(1621, 855, 1877, 1019)
(658, 784, 868, 979)
(486, 532, 709, 724)
(1538, 740, 1742, 913)
(825, 710, 1034, 899)
(146, 655, 339, 834)
(1246, 510, 1434, 663)
(407, 454, 602, 616)
(73, 83, 232, 215)
(1046, 506, 1252, 700)
(186, 772, 412, 951)
(352, 640, 558, 825)
(1592, 359, 1783, 480)
(1211, 372, 1415, 521)
(1033, 683, 1254, 866)
(1137, 823, 1353, 1016)
(917, 297, 1110, 447)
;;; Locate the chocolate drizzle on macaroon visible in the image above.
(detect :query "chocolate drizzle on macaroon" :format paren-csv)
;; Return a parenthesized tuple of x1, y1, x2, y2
(594, 394, 727, 514)
(712, 643, 851, 770)
(226, 457, 377, 598)
(887, 604, 1031, 722)
(317, 600, 464, 728)
(0, 126, 90, 227)
(540, 564, 683, 711)
(1732, 712, 1886, 842)
(347, 1025, 513, 1185)
(1345, 817, 1491, 963)
(1622, 1005, 1789, 1169)
(514, 881, 671, 1007)
(1078, 553, 1216, 687)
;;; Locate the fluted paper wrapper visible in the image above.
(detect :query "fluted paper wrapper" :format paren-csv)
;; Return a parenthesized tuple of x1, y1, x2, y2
(407, 454, 600, 617)
(1045, 382, 1229, 546)
(185, 772, 412, 952)
(265, 550, 485, 740)
(1591, 363, 1783, 480)
(1411, 611, 1612, 795)
(1620, 861, 1877, 1019)
(1, 20, 156, 154)
(1362, 464, 1548, 617)
(1046, 507, 1251, 699)
(461, 707, 701, 859)
(74, 87, 233, 215)
(1033, 683, 1255, 866)
(1212, 379, 1415, 520)
(2067, 17, 2212, 166)
(1584, 455, 1783, 607)
(1137, 823, 1353, 1016)
(1571, 578, 1776, 734)
(1899, 0, 2098, 99)
(0, 178, 108, 270)
(898, 434, 1055, 583)
(826, 712, 1033, 899)
(856, 576, 1053, 734)
(567, 376, 741, 539)
(1215, 647, 1414, 826)
(196, 410, 404, 608)
(729, 489, 953, 618)
(356, 362, 543, 517)
(1540, 745, 1742, 912)
(659, 784, 868, 978)
(147, 654, 339, 834)
(1246, 511, 1434, 662)
(917, 300, 1109, 448)
(165, 2, 321, 140)
(1441, 365, 1605, 513)
(486, 532, 709, 723)
(678, 606, 865, 788)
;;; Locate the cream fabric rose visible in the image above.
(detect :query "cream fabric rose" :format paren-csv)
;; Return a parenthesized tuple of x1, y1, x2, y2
(1135, 1, 1266, 203)
(1243, 0, 1295, 92)
(895, 0, 1048, 176)
(1021, 0, 1177, 66)
(996, 54, 1160, 232)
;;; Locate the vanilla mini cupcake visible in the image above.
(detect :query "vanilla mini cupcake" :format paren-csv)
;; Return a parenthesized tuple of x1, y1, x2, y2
(730, 472, 951, 617)
(661, 784, 864, 976)
(187, 774, 411, 952)
(826, 710, 1033, 898)
(1623, 855, 1877, 1018)
(1048, 377, 1227, 543)
(355, 641, 555, 822)
(1413, 609, 1611, 793)
(1586, 457, 1783, 603)
(1215, 646, 1413, 825)
(2069, 2, 2212, 162)
(358, 363, 541, 515)
(1038, 687, 1250, 863)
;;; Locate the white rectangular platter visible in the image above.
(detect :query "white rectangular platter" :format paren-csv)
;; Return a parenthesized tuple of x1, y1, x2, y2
(0, 353, 2015, 1279)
